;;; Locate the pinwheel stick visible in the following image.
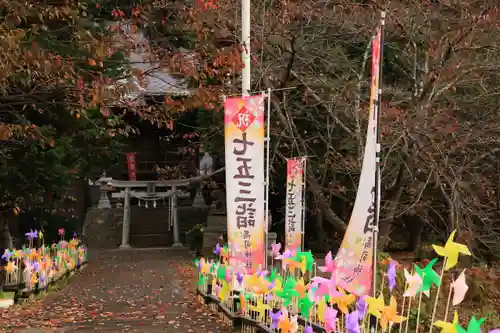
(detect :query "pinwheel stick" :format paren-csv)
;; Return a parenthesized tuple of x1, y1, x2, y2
(404, 295, 413, 333)
(442, 275, 454, 323)
(415, 272, 425, 333)
(428, 258, 447, 333)
(403, 268, 415, 333)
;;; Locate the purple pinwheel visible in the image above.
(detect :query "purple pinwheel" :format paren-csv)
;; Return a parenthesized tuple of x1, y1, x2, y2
(270, 310, 282, 329)
(1, 249, 12, 261)
(346, 310, 361, 333)
(257, 268, 268, 278)
(489, 330, 500, 333)
(275, 248, 294, 260)
(387, 259, 397, 292)
(213, 243, 221, 256)
(305, 326, 314, 333)
(72, 232, 78, 239)
(356, 295, 367, 316)
(25, 230, 38, 241)
(236, 272, 244, 285)
(32, 261, 40, 272)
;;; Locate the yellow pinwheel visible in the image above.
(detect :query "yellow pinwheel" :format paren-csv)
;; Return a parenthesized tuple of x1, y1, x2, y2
(434, 312, 459, 333)
(245, 273, 268, 294)
(200, 258, 210, 275)
(330, 287, 356, 314)
(219, 281, 230, 301)
(269, 277, 282, 293)
(380, 296, 406, 330)
(316, 296, 327, 323)
(365, 293, 385, 318)
(249, 296, 270, 322)
(432, 230, 471, 271)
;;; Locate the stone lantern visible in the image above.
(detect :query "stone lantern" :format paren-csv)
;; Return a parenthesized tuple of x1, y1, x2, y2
(193, 145, 213, 207)
(96, 171, 113, 209)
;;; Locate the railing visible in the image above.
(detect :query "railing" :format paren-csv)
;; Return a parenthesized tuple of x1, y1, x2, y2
(2, 236, 88, 300)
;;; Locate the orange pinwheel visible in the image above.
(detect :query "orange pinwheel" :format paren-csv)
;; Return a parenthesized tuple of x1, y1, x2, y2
(294, 278, 307, 298)
(278, 315, 297, 333)
(239, 293, 247, 311)
(330, 288, 356, 314)
(380, 296, 406, 329)
(4, 261, 17, 274)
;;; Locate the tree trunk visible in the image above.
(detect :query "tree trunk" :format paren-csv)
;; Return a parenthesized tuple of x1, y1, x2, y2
(378, 162, 410, 249)
(0, 213, 13, 250)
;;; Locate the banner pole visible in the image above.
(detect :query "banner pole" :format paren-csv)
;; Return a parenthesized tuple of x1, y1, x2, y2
(301, 157, 307, 251)
(265, 88, 272, 269)
(372, 10, 386, 298)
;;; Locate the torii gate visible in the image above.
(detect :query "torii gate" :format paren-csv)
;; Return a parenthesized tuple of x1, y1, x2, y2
(97, 168, 225, 249)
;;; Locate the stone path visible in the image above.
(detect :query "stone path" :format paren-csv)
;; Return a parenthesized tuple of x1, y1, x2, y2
(1, 249, 231, 333)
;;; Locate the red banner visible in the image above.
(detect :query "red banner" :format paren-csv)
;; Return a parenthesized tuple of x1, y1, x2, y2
(125, 153, 137, 181)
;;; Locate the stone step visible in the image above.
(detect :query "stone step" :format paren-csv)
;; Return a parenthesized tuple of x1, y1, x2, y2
(129, 233, 173, 248)
(130, 207, 171, 235)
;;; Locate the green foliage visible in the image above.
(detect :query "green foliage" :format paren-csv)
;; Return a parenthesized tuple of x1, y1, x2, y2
(0, 0, 129, 212)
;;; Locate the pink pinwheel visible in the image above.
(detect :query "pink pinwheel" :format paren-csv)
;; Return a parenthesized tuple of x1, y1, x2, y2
(58, 228, 65, 236)
(275, 248, 295, 270)
(215, 284, 221, 296)
(310, 277, 341, 299)
(271, 242, 282, 257)
(318, 251, 337, 275)
(324, 307, 338, 333)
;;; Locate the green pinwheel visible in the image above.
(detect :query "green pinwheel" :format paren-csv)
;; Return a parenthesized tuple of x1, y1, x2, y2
(275, 276, 299, 306)
(414, 258, 441, 296)
(292, 250, 315, 273)
(298, 295, 315, 319)
(266, 267, 280, 282)
(216, 265, 226, 282)
(455, 317, 485, 333)
(196, 274, 208, 286)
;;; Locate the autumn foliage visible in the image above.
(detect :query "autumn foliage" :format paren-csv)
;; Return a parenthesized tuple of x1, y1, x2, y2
(141, 0, 500, 258)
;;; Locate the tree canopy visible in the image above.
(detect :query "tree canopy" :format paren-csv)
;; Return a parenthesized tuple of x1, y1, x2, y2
(139, 0, 500, 258)
(0, 0, 132, 214)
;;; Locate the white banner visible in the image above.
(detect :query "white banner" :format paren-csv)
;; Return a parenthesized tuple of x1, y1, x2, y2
(334, 26, 382, 296)
(224, 95, 266, 275)
(285, 157, 306, 251)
